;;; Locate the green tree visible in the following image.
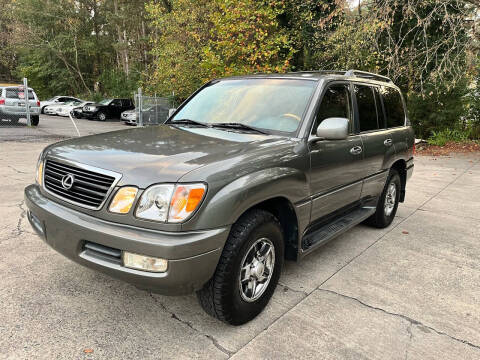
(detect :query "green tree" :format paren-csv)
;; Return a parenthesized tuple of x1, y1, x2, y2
(145, 0, 295, 99)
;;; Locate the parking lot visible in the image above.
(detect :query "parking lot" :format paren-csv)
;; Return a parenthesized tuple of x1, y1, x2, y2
(1, 117, 480, 359)
(0, 114, 126, 142)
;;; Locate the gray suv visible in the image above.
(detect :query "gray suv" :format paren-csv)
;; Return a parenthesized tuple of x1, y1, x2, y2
(25, 70, 414, 324)
(0, 85, 40, 125)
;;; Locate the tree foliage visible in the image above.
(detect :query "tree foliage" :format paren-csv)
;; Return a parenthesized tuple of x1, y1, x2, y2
(1, 0, 479, 139)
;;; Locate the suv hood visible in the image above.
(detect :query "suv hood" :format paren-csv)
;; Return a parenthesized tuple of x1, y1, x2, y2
(45, 125, 293, 188)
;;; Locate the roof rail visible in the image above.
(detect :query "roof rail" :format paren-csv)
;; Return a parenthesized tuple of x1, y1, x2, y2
(344, 70, 392, 83)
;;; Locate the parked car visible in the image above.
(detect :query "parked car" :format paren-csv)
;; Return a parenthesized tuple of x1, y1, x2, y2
(25, 70, 414, 325)
(40, 96, 81, 114)
(70, 102, 95, 118)
(82, 98, 134, 121)
(121, 109, 137, 125)
(56, 100, 92, 117)
(122, 104, 170, 126)
(43, 104, 59, 116)
(0, 85, 40, 125)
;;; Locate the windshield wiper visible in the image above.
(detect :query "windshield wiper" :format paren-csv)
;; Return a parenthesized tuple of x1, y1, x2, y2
(170, 118, 210, 127)
(211, 122, 267, 134)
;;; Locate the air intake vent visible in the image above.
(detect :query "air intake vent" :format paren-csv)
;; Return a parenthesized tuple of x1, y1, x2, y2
(43, 159, 117, 209)
(83, 241, 122, 265)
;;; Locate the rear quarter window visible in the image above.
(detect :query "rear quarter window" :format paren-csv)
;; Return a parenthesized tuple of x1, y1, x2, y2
(382, 86, 405, 128)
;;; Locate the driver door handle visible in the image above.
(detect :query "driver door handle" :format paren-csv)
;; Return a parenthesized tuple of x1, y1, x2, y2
(350, 146, 362, 155)
(384, 138, 393, 147)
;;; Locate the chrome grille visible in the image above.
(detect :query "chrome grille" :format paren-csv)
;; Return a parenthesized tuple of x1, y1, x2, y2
(43, 159, 117, 209)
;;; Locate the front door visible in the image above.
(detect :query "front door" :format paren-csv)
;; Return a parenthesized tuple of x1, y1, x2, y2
(309, 83, 364, 222)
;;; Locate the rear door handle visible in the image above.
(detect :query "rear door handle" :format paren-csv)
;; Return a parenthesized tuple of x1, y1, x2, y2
(350, 146, 362, 155)
(384, 138, 393, 147)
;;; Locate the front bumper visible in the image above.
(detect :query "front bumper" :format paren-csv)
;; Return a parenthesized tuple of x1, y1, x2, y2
(82, 111, 97, 119)
(25, 184, 227, 295)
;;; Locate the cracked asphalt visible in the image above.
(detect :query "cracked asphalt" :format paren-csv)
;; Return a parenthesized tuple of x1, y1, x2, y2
(1, 116, 480, 359)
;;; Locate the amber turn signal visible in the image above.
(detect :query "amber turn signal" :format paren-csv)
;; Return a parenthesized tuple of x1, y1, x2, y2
(168, 184, 206, 223)
(109, 187, 138, 214)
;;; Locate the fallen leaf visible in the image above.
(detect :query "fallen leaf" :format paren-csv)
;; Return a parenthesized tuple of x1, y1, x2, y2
(402, 231, 409, 234)
(83, 349, 94, 354)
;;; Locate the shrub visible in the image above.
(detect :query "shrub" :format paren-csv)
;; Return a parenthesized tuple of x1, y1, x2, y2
(427, 129, 470, 146)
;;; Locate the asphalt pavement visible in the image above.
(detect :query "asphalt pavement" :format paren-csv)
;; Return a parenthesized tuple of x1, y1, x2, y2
(1, 116, 480, 359)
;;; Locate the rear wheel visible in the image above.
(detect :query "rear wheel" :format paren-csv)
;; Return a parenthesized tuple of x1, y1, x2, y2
(197, 209, 284, 325)
(30, 115, 39, 126)
(365, 169, 401, 228)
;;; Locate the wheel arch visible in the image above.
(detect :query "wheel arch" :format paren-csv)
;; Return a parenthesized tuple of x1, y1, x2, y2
(237, 196, 300, 261)
(391, 159, 407, 202)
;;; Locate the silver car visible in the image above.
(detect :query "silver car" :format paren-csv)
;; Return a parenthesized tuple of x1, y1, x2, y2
(0, 85, 40, 126)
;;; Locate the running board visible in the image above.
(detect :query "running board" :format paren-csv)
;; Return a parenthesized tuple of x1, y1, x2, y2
(301, 206, 376, 251)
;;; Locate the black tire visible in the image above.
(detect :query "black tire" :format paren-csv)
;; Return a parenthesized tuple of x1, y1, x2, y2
(97, 112, 107, 121)
(365, 169, 401, 228)
(30, 115, 39, 126)
(197, 209, 284, 325)
(41, 106, 46, 114)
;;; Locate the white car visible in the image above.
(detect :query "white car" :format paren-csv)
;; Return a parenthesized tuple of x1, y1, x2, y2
(43, 104, 59, 115)
(121, 109, 138, 125)
(40, 96, 81, 114)
(56, 100, 90, 117)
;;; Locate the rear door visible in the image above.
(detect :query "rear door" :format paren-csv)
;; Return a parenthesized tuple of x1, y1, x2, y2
(353, 84, 390, 201)
(381, 86, 409, 157)
(309, 82, 364, 221)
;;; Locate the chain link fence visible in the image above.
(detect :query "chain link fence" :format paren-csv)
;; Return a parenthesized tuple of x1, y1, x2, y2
(133, 90, 176, 127)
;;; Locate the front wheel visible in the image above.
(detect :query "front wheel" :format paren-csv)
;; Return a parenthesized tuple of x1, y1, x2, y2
(365, 169, 401, 228)
(97, 112, 106, 121)
(197, 209, 284, 325)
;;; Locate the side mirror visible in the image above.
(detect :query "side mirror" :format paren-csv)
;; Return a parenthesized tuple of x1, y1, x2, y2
(168, 108, 177, 118)
(316, 117, 349, 140)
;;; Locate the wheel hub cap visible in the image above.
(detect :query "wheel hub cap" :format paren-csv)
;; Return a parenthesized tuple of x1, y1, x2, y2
(239, 238, 275, 302)
(384, 182, 397, 216)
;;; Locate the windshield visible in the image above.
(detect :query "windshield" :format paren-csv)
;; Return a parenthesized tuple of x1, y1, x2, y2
(99, 98, 112, 105)
(171, 78, 317, 134)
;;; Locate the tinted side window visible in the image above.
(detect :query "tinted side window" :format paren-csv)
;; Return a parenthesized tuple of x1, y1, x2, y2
(373, 87, 386, 129)
(355, 85, 378, 132)
(313, 84, 351, 134)
(382, 86, 405, 127)
(111, 99, 122, 106)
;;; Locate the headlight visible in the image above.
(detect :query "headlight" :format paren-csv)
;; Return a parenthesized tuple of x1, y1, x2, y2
(36, 154, 44, 186)
(109, 187, 138, 214)
(135, 184, 174, 222)
(134, 183, 206, 223)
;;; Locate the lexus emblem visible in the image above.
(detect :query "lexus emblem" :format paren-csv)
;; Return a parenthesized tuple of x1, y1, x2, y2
(61, 174, 75, 190)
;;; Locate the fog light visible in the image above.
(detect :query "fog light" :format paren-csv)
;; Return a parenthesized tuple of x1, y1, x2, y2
(122, 251, 168, 273)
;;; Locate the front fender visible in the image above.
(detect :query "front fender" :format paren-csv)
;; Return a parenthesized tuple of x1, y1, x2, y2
(182, 167, 309, 230)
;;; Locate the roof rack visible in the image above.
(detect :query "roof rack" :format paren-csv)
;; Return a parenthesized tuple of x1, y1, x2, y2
(344, 70, 392, 83)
